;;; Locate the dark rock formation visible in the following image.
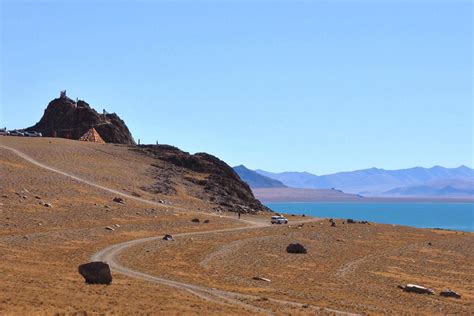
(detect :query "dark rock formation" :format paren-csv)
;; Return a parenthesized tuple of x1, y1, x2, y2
(286, 243, 307, 254)
(26, 93, 135, 144)
(78, 262, 112, 285)
(191, 218, 200, 223)
(133, 145, 271, 214)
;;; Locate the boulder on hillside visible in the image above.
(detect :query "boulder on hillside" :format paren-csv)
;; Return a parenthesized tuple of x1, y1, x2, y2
(191, 218, 200, 223)
(440, 289, 461, 298)
(25, 92, 135, 145)
(398, 284, 434, 295)
(253, 276, 271, 282)
(78, 262, 112, 285)
(113, 197, 125, 204)
(163, 234, 174, 241)
(286, 243, 307, 254)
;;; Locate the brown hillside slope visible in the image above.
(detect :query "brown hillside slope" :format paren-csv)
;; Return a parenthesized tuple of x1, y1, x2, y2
(0, 137, 473, 314)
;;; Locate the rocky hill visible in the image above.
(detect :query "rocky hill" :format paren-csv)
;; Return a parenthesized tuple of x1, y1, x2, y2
(133, 145, 271, 213)
(26, 92, 135, 144)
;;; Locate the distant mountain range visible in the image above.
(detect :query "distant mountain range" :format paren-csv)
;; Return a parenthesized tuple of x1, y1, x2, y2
(233, 165, 286, 188)
(233, 165, 362, 201)
(235, 165, 474, 198)
(385, 178, 474, 197)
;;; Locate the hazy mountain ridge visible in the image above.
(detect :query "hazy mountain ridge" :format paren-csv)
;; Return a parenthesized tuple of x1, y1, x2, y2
(256, 166, 474, 197)
(233, 165, 286, 188)
(384, 178, 474, 197)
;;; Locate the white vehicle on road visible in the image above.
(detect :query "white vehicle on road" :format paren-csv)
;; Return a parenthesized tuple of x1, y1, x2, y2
(9, 130, 24, 136)
(271, 215, 288, 224)
(24, 131, 42, 137)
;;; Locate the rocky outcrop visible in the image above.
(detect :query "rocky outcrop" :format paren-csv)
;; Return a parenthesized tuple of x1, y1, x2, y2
(133, 145, 271, 214)
(26, 93, 135, 144)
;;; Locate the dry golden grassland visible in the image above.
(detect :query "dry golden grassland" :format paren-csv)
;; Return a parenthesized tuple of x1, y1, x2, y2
(1, 137, 472, 315)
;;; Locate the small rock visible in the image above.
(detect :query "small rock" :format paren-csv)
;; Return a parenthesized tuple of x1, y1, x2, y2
(113, 197, 125, 204)
(428, 242, 432, 246)
(159, 200, 165, 204)
(43, 203, 52, 208)
(399, 284, 435, 295)
(78, 262, 112, 285)
(203, 219, 210, 224)
(114, 224, 120, 228)
(252, 276, 271, 282)
(131, 192, 141, 197)
(163, 234, 174, 241)
(34, 196, 42, 200)
(191, 218, 200, 223)
(347, 219, 356, 224)
(440, 289, 461, 299)
(331, 221, 336, 227)
(105, 226, 115, 231)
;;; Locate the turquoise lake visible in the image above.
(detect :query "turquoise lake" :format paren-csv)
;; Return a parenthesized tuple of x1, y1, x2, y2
(264, 202, 474, 232)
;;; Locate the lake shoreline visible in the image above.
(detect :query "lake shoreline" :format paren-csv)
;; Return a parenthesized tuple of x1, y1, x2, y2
(259, 197, 474, 203)
(265, 201, 474, 233)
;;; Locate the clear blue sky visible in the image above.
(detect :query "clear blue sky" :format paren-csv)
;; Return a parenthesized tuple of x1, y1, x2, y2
(1, 1, 472, 174)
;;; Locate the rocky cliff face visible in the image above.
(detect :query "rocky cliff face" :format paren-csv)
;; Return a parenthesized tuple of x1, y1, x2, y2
(26, 95, 135, 145)
(133, 145, 271, 214)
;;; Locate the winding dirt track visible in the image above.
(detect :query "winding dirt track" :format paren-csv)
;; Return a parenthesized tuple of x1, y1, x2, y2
(0, 143, 356, 315)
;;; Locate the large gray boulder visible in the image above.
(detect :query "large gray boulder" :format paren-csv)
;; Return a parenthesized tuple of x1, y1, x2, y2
(78, 261, 112, 285)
